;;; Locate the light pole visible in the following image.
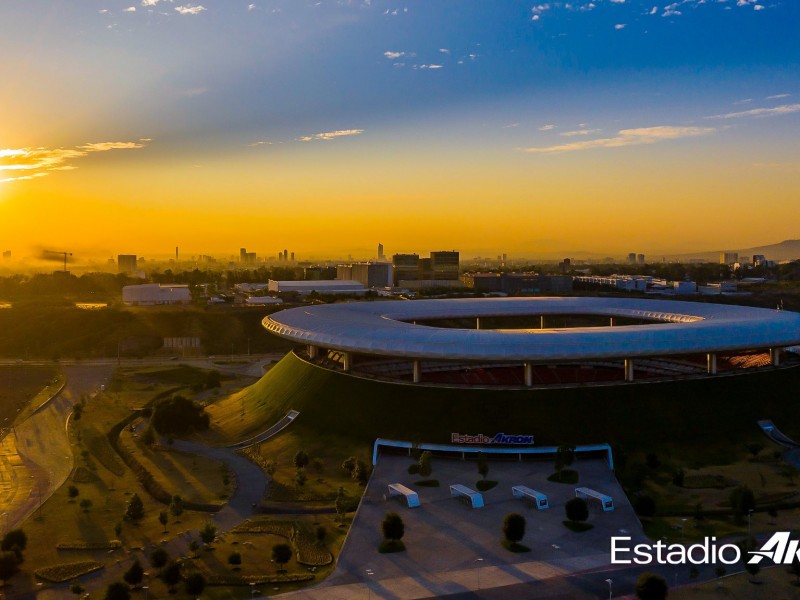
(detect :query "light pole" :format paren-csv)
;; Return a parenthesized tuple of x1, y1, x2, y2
(605, 578, 612, 599)
(142, 586, 148, 600)
(365, 568, 374, 599)
(681, 517, 688, 543)
(249, 581, 256, 599)
(748, 509, 754, 543)
(476, 557, 484, 590)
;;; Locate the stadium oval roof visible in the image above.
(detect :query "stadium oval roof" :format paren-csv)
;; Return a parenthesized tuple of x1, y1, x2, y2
(262, 297, 800, 361)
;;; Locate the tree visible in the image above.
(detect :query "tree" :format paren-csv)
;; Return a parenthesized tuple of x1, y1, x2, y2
(228, 551, 242, 567)
(747, 443, 764, 458)
(272, 543, 292, 572)
(151, 395, 210, 436)
(634, 495, 656, 518)
(382, 512, 405, 541)
(335, 487, 348, 523)
(68, 485, 80, 500)
(565, 498, 589, 523)
(745, 560, 760, 582)
(80, 498, 92, 513)
(149, 547, 169, 571)
(189, 540, 200, 556)
(0, 551, 19, 585)
(124, 493, 144, 522)
(714, 565, 726, 585)
(159, 511, 168, 533)
(104, 582, 131, 600)
(635, 572, 668, 600)
(315, 525, 327, 545)
(205, 369, 221, 389)
(477, 452, 489, 480)
(1, 529, 27, 553)
(418, 451, 432, 478)
(341, 456, 357, 476)
(169, 495, 184, 520)
(790, 554, 800, 585)
(70, 580, 85, 595)
(353, 460, 371, 485)
(161, 560, 181, 592)
(184, 573, 206, 596)
(502, 513, 526, 544)
(729, 485, 756, 520)
(114, 522, 122, 538)
(293, 450, 309, 470)
(295, 468, 307, 488)
(199, 521, 218, 545)
(554, 445, 575, 481)
(123, 559, 144, 587)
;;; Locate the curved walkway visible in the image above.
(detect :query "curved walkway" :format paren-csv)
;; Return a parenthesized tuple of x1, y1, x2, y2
(3, 365, 115, 530)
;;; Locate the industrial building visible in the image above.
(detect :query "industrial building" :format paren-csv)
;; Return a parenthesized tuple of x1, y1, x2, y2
(267, 280, 366, 295)
(460, 273, 573, 294)
(337, 262, 393, 289)
(117, 254, 137, 273)
(391, 250, 460, 287)
(122, 284, 191, 306)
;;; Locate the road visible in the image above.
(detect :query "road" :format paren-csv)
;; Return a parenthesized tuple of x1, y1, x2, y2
(2, 365, 116, 531)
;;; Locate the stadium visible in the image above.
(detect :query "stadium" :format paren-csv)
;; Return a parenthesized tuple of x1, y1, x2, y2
(252, 297, 800, 446)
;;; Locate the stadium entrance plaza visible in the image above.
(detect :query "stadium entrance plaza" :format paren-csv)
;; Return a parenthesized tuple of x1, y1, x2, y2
(279, 453, 647, 599)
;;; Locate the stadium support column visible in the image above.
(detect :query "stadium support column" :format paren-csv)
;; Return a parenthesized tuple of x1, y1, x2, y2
(624, 359, 634, 382)
(413, 360, 422, 383)
(308, 345, 318, 359)
(609, 317, 614, 327)
(343, 352, 352, 372)
(540, 315, 544, 329)
(476, 317, 481, 330)
(524, 362, 533, 387)
(707, 352, 717, 375)
(770, 347, 781, 366)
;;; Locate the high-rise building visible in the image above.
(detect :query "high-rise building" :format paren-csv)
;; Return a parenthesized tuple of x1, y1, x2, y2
(392, 253, 420, 285)
(118, 254, 137, 273)
(430, 251, 460, 280)
(290, 252, 295, 262)
(627, 253, 637, 264)
(240, 248, 247, 262)
(637, 254, 645, 265)
(721, 252, 738, 265)
(378, 243, 385, 261)
(283, 249, 288, 262)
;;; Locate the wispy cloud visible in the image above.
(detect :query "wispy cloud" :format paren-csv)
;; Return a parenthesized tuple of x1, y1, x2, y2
(297, 129, 364, 142)
(538, 124, 556, 131)
(767, 94, 790, 100)
(248, 140, 272, 147)
(560, 128, 601, 137)
(522, 126, 714, 154)
(0, 141, 148, 183)
(706, 103, 800, 120)
(175, 4, 206, 15)
(384, 51, 405, 59)
(124, 6, 136, 12)
(614, 23, 626, 29)
(177, 87, 209, 98)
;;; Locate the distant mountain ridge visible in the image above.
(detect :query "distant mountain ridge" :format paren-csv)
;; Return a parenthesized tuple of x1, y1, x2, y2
(667, 239, 800, 263)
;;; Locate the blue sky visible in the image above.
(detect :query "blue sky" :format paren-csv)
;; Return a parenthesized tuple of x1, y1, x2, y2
(1, 0, 799, 258)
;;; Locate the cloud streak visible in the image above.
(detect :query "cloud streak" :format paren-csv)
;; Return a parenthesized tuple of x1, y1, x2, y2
(0, 141, 147, 183)
(522, 126, 714, 154)
(297, 129, 364, 142)
(706, 103, 800, 120)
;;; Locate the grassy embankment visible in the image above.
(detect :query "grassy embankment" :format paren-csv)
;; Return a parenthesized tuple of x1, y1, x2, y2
(13, 364, 284, 600)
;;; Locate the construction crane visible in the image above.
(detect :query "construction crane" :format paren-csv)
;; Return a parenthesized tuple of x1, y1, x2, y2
(44, 250, 72, 273)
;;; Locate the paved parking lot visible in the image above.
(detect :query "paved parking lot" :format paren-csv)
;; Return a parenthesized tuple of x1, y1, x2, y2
(280, 452, 648, 598)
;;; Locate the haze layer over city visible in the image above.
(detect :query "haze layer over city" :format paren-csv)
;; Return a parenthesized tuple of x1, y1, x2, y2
(1, 1, 799, 259)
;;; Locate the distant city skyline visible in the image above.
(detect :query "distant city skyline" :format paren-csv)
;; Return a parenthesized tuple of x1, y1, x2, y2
(1, 1, 798, 256)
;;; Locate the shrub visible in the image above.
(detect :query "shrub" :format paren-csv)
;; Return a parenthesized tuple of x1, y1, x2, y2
(565, 498, 589, 523)
(228, 552, 242, 566)
(635, 572, 667, 600)
(502, 513, 525, 543)
(104, 582, 130, 600)
(634, 495, 656, 518)
(151, 395, 210, 436)
(185, 573, 206, 595)
(382, 513, 405, 541)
